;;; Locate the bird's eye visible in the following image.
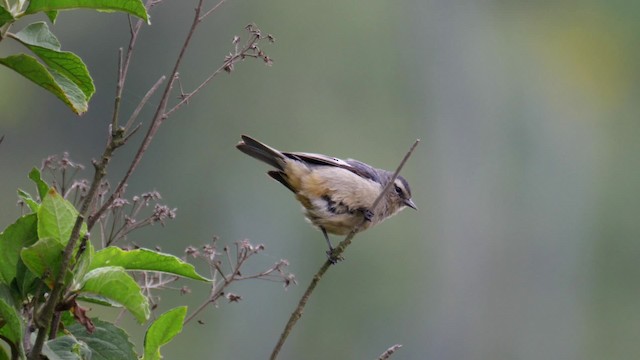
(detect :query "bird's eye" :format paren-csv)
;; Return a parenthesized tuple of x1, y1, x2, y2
(394, 184, 403, 196)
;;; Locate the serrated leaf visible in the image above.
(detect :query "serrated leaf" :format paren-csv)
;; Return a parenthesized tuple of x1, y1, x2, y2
(38, 188, 86, 245)
(68, 318, 137, 360)
(0, 54, 88, 114)
(90, 247, 210, 282)
(28, 167, 49, 200)
(18, 189, 39, 212)
(0, 5, 14, 27)
(26, 0, 149, 23)
(142, 306, 187, 360)
(79, 267, 150, 323)
(13, 22, 61, 50)
(20, 237, 64, 287)
(0, 284, 24, 356)
(0, 214, 38, 285)
(14, 23, 95, 98)
(43, 335, 91, 360)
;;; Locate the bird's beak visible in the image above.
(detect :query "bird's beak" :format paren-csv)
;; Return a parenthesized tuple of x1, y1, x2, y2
(404, 198, 418, 210)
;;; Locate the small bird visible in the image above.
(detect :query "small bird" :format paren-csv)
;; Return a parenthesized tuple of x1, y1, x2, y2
(236, 135, 417, 256)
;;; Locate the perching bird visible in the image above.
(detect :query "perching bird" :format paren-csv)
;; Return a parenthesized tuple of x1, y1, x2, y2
(236, 135, 416, 256)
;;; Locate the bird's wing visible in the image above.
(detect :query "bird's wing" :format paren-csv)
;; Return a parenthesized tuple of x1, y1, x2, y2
(284, 152, 381, 183)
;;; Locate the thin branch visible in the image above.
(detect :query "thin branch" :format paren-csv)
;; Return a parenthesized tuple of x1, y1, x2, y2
(200, 0, 227, 20)
(111, 48, 124, 129)
(88, 0, 207, 229)
(164, 32, 260, 118)
(269, 139, 420, 360)
(29, 130, 128, 359)
(124, 76, 166, 132)
(377, 344, 403, 360)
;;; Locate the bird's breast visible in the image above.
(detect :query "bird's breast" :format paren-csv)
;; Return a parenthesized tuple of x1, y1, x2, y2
(288, 165, 381, 235)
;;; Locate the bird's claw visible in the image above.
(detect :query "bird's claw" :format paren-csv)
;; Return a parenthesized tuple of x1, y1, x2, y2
(326, 249, 344, 264)
(363, 209, 374, 222)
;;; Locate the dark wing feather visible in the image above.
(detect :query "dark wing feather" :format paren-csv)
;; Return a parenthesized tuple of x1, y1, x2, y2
(344, 159, 383, 183)
(285, 151, 381, 182)
(268, 171, 296, 193)
(237, 135, 285, 170)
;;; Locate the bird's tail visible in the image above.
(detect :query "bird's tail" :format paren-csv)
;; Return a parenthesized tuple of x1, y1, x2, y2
(236, 135, 286, 170)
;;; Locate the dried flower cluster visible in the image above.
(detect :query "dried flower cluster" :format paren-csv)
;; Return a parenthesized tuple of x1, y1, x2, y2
(183, 237, 296, 324)
(224, 23, 275, 73)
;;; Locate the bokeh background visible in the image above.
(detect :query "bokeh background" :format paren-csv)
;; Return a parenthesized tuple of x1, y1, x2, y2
(2, 1, 640, 359)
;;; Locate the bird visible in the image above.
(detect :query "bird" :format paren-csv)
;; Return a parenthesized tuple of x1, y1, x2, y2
(236, 134, 416, 258)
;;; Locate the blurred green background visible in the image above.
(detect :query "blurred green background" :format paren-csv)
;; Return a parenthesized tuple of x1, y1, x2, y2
(2, 0, 640, 359)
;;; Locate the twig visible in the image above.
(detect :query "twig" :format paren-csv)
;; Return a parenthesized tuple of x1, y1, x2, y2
(200, 0, 227, 20)
(269, 139, 420, 360)
(124, 76, 166, 132)
(28, 3, 155, 357)
(164, 30, 263, 117)
(88, 0, 209, 229)
(377, 344, 403, 360)
(29, 129, 128, 359)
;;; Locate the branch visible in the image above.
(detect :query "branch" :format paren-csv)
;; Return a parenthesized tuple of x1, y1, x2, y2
(269, 139, 420, 360)
(377, 344, 403, 360)
(88, 0, 209, 229)
(28, 128, 127, 359)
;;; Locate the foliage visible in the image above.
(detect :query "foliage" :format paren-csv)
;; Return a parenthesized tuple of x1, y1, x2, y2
(1, 170, 207, 358)
(0, 0, 287, 359)
(0, 0, 148, 114)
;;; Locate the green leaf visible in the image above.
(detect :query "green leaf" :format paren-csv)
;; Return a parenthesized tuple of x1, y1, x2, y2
(28, 167, 50, 201)
(20, 237, 64, 287)
(42, 335, 91, 360)
(13, 22, 61, 50)
(0, 54, 88, 114)
(68, 318, 137, 360)
(38, 188, 86, 245)
(0, 5, 14, 27)
(90, 247, 210, 282)
(0, 284, 24, 357)
(15, 261, 41, 297)
(0, 214, 38, 285)
(142, 307, 187, 360)
(72, 241, 94, 287)
(46, 10, 58, 23)
(14, 23, 95, 99)
(0, 347, 10, 360)
(79, 267, 150, 323)
(26, 0, 149, 23)
(17, 189, 39, 212)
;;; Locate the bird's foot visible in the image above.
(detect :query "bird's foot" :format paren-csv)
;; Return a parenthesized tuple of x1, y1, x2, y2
(363, 209, 374, 222)
(326, 248, 344, 264)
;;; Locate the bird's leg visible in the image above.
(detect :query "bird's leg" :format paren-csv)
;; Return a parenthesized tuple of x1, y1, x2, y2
(321, 227, 341, 264)
(321, 226, 333, 251)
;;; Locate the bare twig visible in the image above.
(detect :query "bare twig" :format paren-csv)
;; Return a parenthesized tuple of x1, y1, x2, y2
(269, 139, 420, 360)
(124, 76, 166, 132)
(164, 26, 271, 117)
(377, 344, 403, 360)
(183, 239, 294, 325)
(88, 0, 208, 229)
(200, 0, 227, 20)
